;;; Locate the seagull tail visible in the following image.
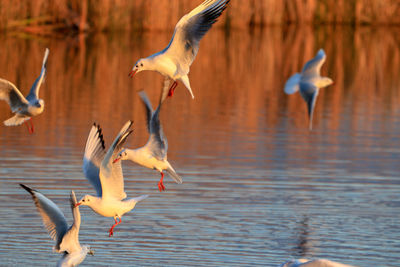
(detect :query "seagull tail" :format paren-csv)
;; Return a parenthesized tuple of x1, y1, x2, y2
(180, 75, 195, 99)
(131, 194, 149, 205)
(166, 164, 183, 184)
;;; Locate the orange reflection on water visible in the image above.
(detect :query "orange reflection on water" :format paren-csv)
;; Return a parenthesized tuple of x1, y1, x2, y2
(0, 26, 399, 159)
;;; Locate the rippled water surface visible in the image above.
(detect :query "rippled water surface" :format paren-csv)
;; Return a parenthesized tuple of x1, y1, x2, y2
(1, 26, 400, 266)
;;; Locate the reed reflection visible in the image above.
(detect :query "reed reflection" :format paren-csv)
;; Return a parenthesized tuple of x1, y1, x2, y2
(0, 26, 399, 158)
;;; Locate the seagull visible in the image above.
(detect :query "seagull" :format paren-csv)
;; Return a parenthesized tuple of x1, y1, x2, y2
(0, 48, 49, 134)
(113, 91, 182, 192)
(129, 0, 230, 100)
(280, 258, 354, 267)
(19, 184, 94, 267)
(284, 49, 333, 130)
(78, 121, 149, 237)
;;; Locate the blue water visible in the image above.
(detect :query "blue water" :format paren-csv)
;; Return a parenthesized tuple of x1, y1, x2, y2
(0, 26, 400, 266)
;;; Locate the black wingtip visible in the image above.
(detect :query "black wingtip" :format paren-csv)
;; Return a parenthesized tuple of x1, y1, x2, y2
(95, 123, 106, 150)
(19, 183, 34, 195)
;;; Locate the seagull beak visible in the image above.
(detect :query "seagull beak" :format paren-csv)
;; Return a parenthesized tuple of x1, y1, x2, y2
(128, 70, 137, 78)
(74, 203, 81, 207)
(112, 157, 121, 164)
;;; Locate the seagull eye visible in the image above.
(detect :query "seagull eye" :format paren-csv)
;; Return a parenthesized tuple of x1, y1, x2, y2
(140, 63, 143, 67)
(82, 199, 85, 202)
(136, 65, 138, 68)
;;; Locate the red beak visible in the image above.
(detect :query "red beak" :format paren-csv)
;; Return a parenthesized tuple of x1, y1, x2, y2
(75, 203, 81, 207)
(113, 158, 120, 164)
(128, 70, 137, 78)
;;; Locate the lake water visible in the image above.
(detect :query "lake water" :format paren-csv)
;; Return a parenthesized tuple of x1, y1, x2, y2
(0, 25, 400, 266)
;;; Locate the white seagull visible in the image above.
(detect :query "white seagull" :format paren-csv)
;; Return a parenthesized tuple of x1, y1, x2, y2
(280, 258, 354, 267)
(78, 121, 149, 237)
(0, 48, 49, 133)
(113, 91, 182, 192)
(20, 184, 94, 267)
(129, 0, 230, 100)
(284, 49, 333, 130)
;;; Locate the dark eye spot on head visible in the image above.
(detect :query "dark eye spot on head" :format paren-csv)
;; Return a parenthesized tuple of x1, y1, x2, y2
(82, 199, 85, 202)
(136, 65, 138, 68)
(141, 63, 143, 67)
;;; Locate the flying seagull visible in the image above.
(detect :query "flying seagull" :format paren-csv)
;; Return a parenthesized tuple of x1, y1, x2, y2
(284, 49, 333, 130)
(0, 48, 49, 133)
(129, 0, 230, 100)
(78, 121, 149, 237)
(20, 184, 94, 267)
(113, 91, 182, 192)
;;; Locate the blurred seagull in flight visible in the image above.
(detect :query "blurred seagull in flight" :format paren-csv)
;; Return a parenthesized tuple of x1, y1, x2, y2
(129, 0, 230, 100)
(0, 48, 49, 134)
(280, 258, 354, 267)
(78, 121, 148, 237)
(20, 184, 94, 267)
(113, 91, 182, 192)
(284, 49, 333, 130)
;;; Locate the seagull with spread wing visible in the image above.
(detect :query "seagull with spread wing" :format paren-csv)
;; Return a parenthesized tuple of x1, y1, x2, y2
(129, 0, 230, 100)
(0, 48, 49, 133)
(284, 49, 333, 130)
(20, 184, 94, 267)
(78, 121, 148, 237)
(113, 91, 182, 192)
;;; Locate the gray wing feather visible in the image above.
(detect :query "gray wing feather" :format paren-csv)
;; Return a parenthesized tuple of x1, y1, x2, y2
(138, 90, 153, 133)
(184, 0, 229, 48)
(82, 123, 106, 197)
(26, 48, 49, 102)
(139, 91, 167, 160)
(301, 49, 326, 79)
(300, 83, 319, 130)
(20, 184, 68, 251)
(165, 0, 229, 67)
(0, 78, 29, 112)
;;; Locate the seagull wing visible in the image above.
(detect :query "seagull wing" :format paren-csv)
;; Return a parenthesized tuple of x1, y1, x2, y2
(26, 48, 49, 102)
(138, 90, 153, 133)
(20, 184, 68, 252)
(284, 73, 301, 95)
(300, 83, 319, 131)
(58, 190, 82, 254)
(164, 0, 229, 69)
(160, 78, 171, 104)
(99, 121, 133, 200)
(301, 49, 326, 79)
(3, 113, 31, 126)
(82, 124, 106, 197)
(139, 91, 167, 160)
(0, 78, 29, 112)
(69, 190, 81, 235)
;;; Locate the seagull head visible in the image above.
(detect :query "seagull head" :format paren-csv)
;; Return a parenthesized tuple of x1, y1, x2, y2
(75, 195, 93, 207)
(34, 99, 44, 108)
(129, 58, 147, 77)
(113, 149, 128, 164)
(317, 77, 334, 88)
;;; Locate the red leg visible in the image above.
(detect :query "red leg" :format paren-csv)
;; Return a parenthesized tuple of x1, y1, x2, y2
(168, 81, 178, 97)
(157, 172, 166, 192)
(29, 118, 34, 134)
(108, 217, 122, 237)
